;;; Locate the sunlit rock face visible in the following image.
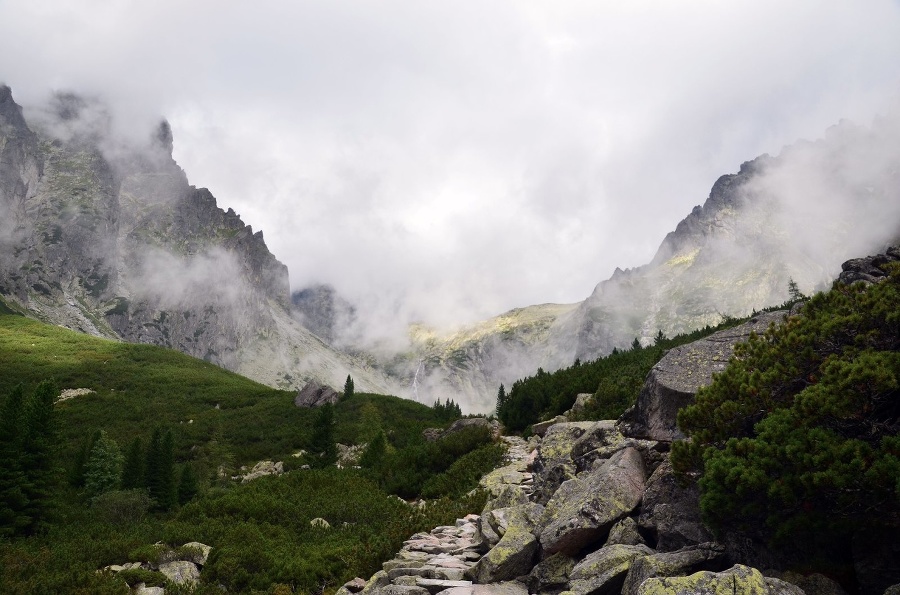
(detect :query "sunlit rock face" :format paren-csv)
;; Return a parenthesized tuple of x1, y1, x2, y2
(571, 114, 900, 361)
(0, 86, 398, 395)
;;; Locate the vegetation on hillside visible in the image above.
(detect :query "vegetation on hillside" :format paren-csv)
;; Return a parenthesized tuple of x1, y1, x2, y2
(672, 264, 900, 545)
(0, 313, 501, 593)
(496, 317, 752, 432)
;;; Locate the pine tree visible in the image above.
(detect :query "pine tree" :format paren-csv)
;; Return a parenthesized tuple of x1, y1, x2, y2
(121, 437, 144, 490)
(0, 385, 29, 537)
(84, 431, 123, 498)
(177, 463, 199, 505)
(309, 404, 337, 468)
(343, 375, 355, 400)
(359, 429, 387, 470)
(69, 430, 100, 488)
(20, 380, 57, 532)
(156, 429, 177, 510)
(496, 384, 507, 417)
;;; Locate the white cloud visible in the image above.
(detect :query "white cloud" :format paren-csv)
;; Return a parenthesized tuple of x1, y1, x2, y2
(2, 0, 899, 335)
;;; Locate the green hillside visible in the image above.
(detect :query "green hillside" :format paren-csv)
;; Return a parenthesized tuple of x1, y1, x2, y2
(0, 309, 499, 593)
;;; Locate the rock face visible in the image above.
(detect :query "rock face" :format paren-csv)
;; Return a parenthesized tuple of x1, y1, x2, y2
(636, 564, 771, 595)
(618, 311, 786, 441)
(0, 85, 400, 396)
(539, 447, 646, 556)
(294, 381, 341, 407)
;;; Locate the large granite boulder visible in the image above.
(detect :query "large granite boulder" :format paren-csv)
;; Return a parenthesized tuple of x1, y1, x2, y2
(838, 245, 900, 285)
(539, 447, 646, 556)
(567, 544, 654, 595)
(294, 380, 340, 407)
(532, 422, 602, 504)
(444, 417, 501, 439)
(618, 311, 786, 441)
(636, 458, 712, 551)
(466, 525, 538, 584)
(526, 552, 577, 595)
(604, 517, 646, 547)
(636, 564, 769, 594)
(158, 560, 200, 585)
(621, 542, 726, 595)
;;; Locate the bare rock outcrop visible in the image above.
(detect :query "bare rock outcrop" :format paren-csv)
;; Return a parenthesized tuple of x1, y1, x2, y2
(294, 380, 340, 407)
(618, 310, 786, 441)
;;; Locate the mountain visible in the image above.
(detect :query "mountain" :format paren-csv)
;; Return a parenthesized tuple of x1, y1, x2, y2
(0, 85, 399, 395)
(403, 112, 900, 411)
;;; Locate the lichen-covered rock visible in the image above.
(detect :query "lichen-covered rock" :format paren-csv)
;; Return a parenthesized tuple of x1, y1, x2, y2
(241, 460, 284, 482)
(158, 560, 200, 585)
(618, 311, 786, 442)
(637, 458, 712, 551)
(438, 582, 528, 595)
(532, 416, 568, 437)
(637, 564, 768, 595)
(621, 542, 726, 595)
(763, 577, 806, 595)
(294, 380, 340, 407)
(526, 552, 577, 595)
(532, 422, 604, 504)
(466, 526, 538, 583)
(568, 544, 654, 595)
(604, 517, 646, 547)
(539, 447, 646, 556)
(361, 570, 391, 595)
(444, 417, 500, 439)
(181, 541, 212, 565)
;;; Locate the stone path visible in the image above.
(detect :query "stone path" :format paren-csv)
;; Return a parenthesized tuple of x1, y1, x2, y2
(343, 437, 539, 595)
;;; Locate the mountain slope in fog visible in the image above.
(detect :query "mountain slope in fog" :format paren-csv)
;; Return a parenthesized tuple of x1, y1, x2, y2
(0, 85, 398, 394)
(403, 113, 900, 412)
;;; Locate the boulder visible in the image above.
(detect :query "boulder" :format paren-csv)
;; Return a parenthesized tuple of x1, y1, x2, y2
(539, 447, 646, 556)
(158, 560, 200, 585)
(567, 544, 654, 595)
(604, 517, 645, 547)
(383, 585, 430, 595)
(423, 428, 444, 442)
(483, 503, 544, 538)
(636, 564, 768, 594)
(838, 247, 900, 285)
(525, 552, 577, 595)
(618, 311, 786, 441)
(791, 574, 846, 595)
(621, 542, 726, 595)
(763, 578, 805, 595)
(436, 582, 528, 595)
(566, 393, 594, 418)
(532, 416, 568, 437)
(344, 577, 368, 593)
(361, 570, 391, 595)
(294, 380, 340, 407)
(532, 422, 602, 504)
(133, 585, 165, 595)
(466, 525, 538, 583)
(181, 541, 212, 565)
(417, 579, 473, 595)
(444, 417, 501, 439)
(311, 517, 331, 528)
(636, 458, 712, 551)
(241, 460, 284, 482)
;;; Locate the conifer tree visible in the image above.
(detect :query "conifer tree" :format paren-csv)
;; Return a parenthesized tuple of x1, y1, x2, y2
(121, 437, 144, 490)
(309, 404, 337, 468)
(20, 380, 57, 532)
(84, 431, 123, 498)
(177, 463, 199, 505)
(0, 385, 29, 537)
(69, 430, 100, 488)
(343, 375, 355, 400)
(156, 429, 177, 510)
(496, 384, 506, 417)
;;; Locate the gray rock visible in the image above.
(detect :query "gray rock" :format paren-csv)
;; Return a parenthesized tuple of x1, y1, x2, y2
(466, 526, 538, 583)
(383, 585, 430, 595)
(436, 582, 528, 595)
(241, 460, 284, 482)
(792, 574, 847, 595)
(361, 570, 391, 595)
(526, 552, 576, 595)
(636, 564, 768, 594)
(532, 422, 602, 504)
(566, 393, 594, 418)
(180, 541, 212, 565)
(423, 428, 444, 442)
(636, 458, 712, 551)
(158, 560, 200, 585)
(417, 579, 473, 595)
(839, 248, 900, 285)
(444, 417, 501, 439)
(133, 584, 165, 595)
(764, 577, 806, 595)
(568, 544, 655, 595)
(883, 585, 900, 595)
(294, 380, 340, 407)
(604, 517, 645, 547)
(532, 416, 568, 437)
(621, 542, 726, 595)
(344, 577, 368, 593)
(539, 447, 646, 556)
(618, 311, 786, 441)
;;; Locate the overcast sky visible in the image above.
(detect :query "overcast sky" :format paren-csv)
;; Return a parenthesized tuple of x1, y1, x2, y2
(2, 0, 900, 335)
